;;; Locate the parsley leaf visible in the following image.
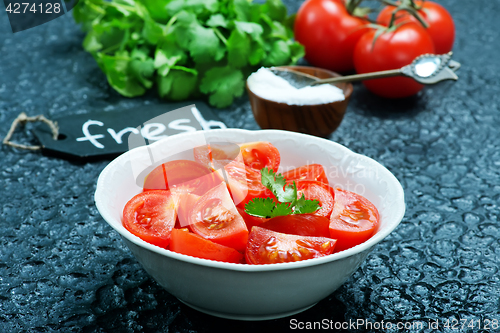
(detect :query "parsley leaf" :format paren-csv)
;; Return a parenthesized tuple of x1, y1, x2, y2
(245, 168, 320, 218)
(74, 0, 304, 108)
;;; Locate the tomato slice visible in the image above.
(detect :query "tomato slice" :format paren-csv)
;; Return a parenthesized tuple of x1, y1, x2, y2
(188, 183, 249, 252)
(236, 206, 268, 230)
(176, 193, 200, 228)
(294, 180, 334, 217)
(282, 164, 328, 184)
(194, 142, 280, 172)
(238, 141, 280, 172)
(170, 229, 244, 263)
(122, 190, 179, 248)
(193, 143, 241, 169)
(245, 226, 336, 264)
(143, 160, 223, 196)
(215, 159, 271, 207)
(329, 188, 380, 252)
(259, 214, 331, 238)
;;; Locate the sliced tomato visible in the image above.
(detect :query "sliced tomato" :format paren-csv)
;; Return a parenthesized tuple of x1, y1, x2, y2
(176, 193, 200, 228)
(143, 160, 223, 196)
(245, 226, 336, 264)
(293, 180, 335, 217)
(170, 229, 244, 263)
(282, 164, 328, 184)
(329, 188, 380, 252)
(188, 183, 249, 252)
(215, 159, 271, 207)
(236, 206, 268, 230)
(194, 141, 280, 172)
(122, 190, 179, 248)
(238, 142, 280, 172)
(259, 214, 331, 238)
(193, 143, 242, 169)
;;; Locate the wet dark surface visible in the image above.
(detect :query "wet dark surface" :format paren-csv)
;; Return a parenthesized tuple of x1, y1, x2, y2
(1, 1, 499, 332)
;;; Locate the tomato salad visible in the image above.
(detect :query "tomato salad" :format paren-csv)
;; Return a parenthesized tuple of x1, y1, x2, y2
(122, 142, 380, 264)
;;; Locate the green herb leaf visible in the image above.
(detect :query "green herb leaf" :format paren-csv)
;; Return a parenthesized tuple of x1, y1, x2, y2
(200, 66, 244, 108)
(294, 194, 320, 215)
(74, 0, 303, 108)
(245, 198, 293, 218)
(245, 168, 320, 218)
(260, 167, 296, 204)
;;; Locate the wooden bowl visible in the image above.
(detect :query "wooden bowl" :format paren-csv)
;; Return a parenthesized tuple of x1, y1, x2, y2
(247, 66, 353, 138)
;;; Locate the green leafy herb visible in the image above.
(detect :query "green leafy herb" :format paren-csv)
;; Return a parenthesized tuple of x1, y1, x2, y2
(73, 0, 304, 108)
(245, 168, 320, 218)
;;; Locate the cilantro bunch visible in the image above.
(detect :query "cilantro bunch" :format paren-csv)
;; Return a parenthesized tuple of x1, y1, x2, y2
(245, 168, 320, 218)
(73, 0, 304, 108)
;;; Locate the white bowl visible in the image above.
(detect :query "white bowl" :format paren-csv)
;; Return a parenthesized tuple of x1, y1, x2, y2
(95, 129, 405, 321)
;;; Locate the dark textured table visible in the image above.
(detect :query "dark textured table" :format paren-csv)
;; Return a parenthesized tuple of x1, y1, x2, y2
(1, 1, 499, 332)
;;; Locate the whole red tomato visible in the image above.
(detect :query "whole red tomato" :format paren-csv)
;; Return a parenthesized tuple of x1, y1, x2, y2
(353, 22, 435, 98)
(294, 0, 369, 73)
(377, 1, 455, 54)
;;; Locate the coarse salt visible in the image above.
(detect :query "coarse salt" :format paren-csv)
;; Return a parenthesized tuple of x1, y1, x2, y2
(247, 67, 345, 106)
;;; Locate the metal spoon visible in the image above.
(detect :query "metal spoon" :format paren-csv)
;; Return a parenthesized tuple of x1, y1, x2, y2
(270, 52, 460, 88)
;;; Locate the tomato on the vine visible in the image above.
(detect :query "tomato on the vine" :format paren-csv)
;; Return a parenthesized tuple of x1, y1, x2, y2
(353, 21, 435, 98)
(294, 0, 370, 73)
(377, 1, 455, 54)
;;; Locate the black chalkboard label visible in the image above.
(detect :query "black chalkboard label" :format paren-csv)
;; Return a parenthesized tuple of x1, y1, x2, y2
(32, 102, 227, 161)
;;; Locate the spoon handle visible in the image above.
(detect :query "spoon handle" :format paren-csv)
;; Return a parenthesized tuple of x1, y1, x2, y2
(312, 69, 403, 85)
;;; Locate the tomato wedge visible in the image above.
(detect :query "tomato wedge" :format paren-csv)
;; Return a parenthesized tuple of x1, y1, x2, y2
(236, 206, 267, 230)
(188, 183, 249, 252)
(170, 229, 244, 263)
(215, 159, 271, 207)
(238, 142, 280, 172)
(143, 160, 223, 196)
(194, 142, 280, 172)
(329, 188, 380, 252)
(245, 226, 336, 264)
(176, 193, 199, 228)
(122, 190, 179, 248)
(294, 180, 334, 217)
(282, 164, 328, 184)
(259, 214, 331, 238)
(193, 143, 241, 169)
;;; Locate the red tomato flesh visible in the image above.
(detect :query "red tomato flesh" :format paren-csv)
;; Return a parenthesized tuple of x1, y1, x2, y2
(282, 164, 328, 184)
(188, 183, 249, 252)
(170, 229, 244, 263)
(245, 226, 336, 264)
(122, 190, 179, 248)
(176, 193, 199, 228)
(259, 214, 331, 238)
(238, 141, 280, 172)
(237, 206, 268, 230)
(143, 160, 223, 196)
(329, 188, 380, 252)
(214, 159, 271, 207)
(294, 180, 335, 217)
(194, 142, 280, 172)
